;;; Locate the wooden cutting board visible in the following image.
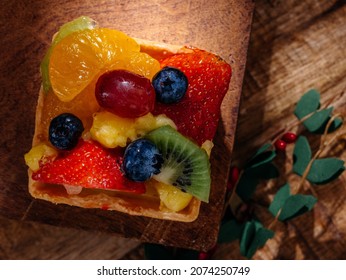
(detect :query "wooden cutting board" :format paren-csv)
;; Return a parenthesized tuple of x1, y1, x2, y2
(0, 0, 254, 251)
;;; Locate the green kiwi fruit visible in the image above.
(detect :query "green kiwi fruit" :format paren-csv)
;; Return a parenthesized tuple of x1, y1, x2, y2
(144, 125, 211, 202)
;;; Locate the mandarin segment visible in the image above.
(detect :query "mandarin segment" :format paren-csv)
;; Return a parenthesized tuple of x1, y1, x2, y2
(49, 28, 140, 102)
(124, 52, 160, 79)
(41, 81, 99, 140)
(44, 28, 162, 143)
(41, 16, 97, 92)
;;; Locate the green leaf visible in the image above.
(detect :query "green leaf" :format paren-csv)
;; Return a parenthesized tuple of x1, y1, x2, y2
(239, 221, 256, 257)
(245, 143, 276, 169)
(314, 117, 343, 134)
(246, 227, 274, 259)
(218, 219, 245, 243)
(293, 136, 312, 176)
(237, 156, 279, 202)
(294, 89, 320, 119)
(240, 220, 274, 259)
(268, 183, 291, 217)
(248, 162, 280, 179)
(307, 158, 345, 184)
(144, 243, 174, 260)
(303, 107, 333, 133)
(236, 170, 259, 202)
(328, 117, 343, 132)
(251, 143, 272, 158)
(278, 194, 317, 221)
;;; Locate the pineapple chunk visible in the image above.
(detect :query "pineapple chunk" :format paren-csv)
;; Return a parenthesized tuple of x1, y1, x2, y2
(90, 111, 176, 148)
(201, 140, 214, 157)
(24, 143, 58, 171)
(135, 113, 176, 134)
(148, 180, 193, 212)
(90, 111, 137, 148)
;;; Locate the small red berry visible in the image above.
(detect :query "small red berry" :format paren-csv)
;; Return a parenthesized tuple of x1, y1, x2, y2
(198, 244, 218, 260)
(230, 166, 240, 184)
(274, 139, 287, 151)
(198, 252, 209, 260)
(282, 132, 297, 143)
(227, 166, 239, 191)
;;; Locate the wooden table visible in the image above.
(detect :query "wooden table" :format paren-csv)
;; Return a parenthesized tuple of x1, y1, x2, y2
(0, 0, 345, 259)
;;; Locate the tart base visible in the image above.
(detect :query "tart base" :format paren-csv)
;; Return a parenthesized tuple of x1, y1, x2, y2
(28, 39, 201, 222)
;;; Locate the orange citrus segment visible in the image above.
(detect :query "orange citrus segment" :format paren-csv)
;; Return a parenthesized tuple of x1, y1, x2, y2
(103, 52, 160, 80)
(41, 79, 99, 140)
(49, 28, 140, 102)
(44, 27, 161, 141)
(123, 52, 161, 79)
(41, 16, 97, 93)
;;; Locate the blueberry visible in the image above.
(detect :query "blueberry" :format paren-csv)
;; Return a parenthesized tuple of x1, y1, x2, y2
(49, 113, 84, 150)
(152, 66, 188, 104)
(123, 139, 163, 182)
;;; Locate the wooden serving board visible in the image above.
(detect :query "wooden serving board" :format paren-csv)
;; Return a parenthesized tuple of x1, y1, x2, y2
(0, 0, 254, 252)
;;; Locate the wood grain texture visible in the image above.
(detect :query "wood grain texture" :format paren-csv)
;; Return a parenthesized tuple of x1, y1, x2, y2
(1, 0, 345, 260)
(214, 0, 346, 260)
(0, 0, 254, 256)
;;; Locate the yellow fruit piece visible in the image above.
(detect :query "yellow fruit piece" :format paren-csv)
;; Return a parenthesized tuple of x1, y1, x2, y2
(148, 180, 193, 212)
(49, 28, 160, 102)
(201, 140, 214, 157)
(134, 113, 177, 136)
(90, 111, 176, 148)
(24, 143, 58, 171)
(90, 111, 137, 148)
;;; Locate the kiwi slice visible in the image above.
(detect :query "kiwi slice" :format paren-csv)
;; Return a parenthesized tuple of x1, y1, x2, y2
(145, 125, 211, 202)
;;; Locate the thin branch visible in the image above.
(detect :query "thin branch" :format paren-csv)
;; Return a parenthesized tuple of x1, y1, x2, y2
(294, 114, 344, 194)
(223, 90, 345, 233)
(320, 113, 344, 147)
(271, 91, 345, 145)
(323, 87, 345, 109)
(268, 208, 282, 230)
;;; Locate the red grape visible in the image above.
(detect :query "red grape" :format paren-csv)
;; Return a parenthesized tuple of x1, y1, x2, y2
(95, 70, 155, 118)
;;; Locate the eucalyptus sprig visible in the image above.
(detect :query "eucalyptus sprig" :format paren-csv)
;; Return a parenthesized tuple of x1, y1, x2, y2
(219, 88, 345, 258)
(144, 89, 345, 260)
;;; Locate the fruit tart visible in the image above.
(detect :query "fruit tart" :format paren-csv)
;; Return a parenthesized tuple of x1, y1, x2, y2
(25, 16, 232, 222)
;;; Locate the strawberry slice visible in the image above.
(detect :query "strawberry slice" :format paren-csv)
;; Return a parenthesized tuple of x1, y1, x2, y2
(32, 139, 145, 193)
(153, 48, 232, 145)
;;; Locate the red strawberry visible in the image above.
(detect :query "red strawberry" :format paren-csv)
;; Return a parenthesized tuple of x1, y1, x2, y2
(153, 47, 232, 145)
(32, 139, 145, 193)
